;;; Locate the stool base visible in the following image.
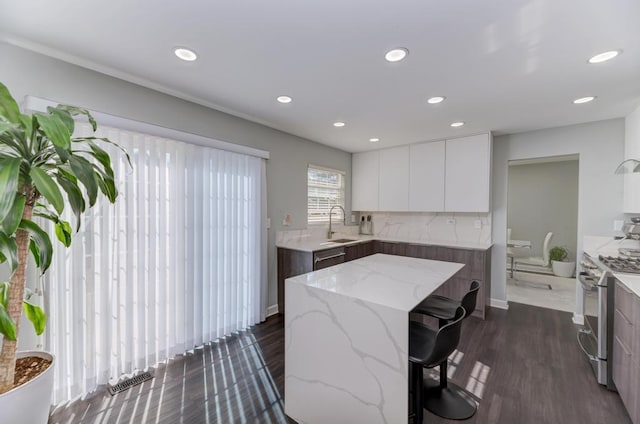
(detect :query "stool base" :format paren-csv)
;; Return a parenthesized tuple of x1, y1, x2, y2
(424, 379, 477, 420)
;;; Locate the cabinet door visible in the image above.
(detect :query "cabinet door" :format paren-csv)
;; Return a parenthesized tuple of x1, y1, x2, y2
(445, 134, 491, 212)
(379, 146, 409, 211)
(409, 141, 445, 211)
(352, 150, 379, 211)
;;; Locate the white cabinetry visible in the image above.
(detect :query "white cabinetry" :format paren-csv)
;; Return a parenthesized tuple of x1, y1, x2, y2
(624, 105, 640, 213)
(445, 134, 492, 212)
(409, 141, 445, 211)
(352, 150, 379, 211)
(351, 133, 492, 213)
(379, 146, 409, 211)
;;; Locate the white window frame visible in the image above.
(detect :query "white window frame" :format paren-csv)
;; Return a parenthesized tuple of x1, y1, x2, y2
(307, 164, 346, 225)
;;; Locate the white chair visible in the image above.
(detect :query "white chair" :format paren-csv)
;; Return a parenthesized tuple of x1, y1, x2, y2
(506, 228, 531, 278)
(513, 232, 553, 289)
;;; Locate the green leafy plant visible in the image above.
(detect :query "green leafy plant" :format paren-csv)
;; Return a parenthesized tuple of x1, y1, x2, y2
(0, 82, 128, 394)
(548, 246, 569, 264)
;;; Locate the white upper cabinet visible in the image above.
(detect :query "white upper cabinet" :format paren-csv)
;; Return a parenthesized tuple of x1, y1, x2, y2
(409, 141, 445, 211)
(624, 104, 640, 213)
(379, 146, 410, 211)
(444, 133, 492, 212)
(352, 150, 379, 211)
(351, 133, 492, 213)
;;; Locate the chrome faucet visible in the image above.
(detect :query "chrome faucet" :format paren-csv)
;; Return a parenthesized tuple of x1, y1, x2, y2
(327, 205, 346, 239)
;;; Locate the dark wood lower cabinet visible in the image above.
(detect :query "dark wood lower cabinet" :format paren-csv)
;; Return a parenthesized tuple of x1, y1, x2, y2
(345, 241, 374, 261)
(278, 240, 492, 319)
(612, 280, 639, 423)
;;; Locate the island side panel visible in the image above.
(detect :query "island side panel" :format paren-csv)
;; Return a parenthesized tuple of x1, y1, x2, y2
(284, 281, 409, 424)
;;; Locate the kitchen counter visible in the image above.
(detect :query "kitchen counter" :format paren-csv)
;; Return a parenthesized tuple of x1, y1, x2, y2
(284, 253, 464, 424)
(276, 234, 493, 253)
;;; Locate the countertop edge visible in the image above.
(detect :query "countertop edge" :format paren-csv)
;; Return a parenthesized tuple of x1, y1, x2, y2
(276, 237, 493, 253)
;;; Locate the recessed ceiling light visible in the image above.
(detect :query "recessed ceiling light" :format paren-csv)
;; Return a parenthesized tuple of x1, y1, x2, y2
(174, 47, 197, 62)
(385, 48, 409, 62)
(588, 50, 622, 64)
(333, 121, 345, 127)
(427, 96, 446, 104)
(276, 95, 292, 104)
(573, 96, 596, 104)
(369, 138, 380, 143)
(450, 122, 465, 128)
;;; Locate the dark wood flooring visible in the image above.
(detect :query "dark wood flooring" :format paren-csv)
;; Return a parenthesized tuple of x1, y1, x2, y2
(49, 302, 630, 424)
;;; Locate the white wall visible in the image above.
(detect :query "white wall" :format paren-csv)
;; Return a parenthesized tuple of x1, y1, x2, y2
(0, 42, 352, 315)
(507, 160, 579, 258)
(492, 119, 625, 321)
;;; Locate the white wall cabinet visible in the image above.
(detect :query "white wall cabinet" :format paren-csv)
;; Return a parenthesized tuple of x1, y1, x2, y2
(379, 146, 409, 211)
(409, 141, 445, 211)
(624, 104, 640, 213)
(352, 150, 379, 211)
(352, 133, 491, 213)
(445, 134, 492, 212)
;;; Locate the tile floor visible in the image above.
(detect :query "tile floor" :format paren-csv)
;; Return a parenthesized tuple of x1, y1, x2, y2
(507, 271, 598, 316)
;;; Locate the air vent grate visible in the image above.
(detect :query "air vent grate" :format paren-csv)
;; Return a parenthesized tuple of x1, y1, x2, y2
(107, 371, 153, 395)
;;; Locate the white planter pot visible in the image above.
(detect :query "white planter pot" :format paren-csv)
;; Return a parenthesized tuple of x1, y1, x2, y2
(551, 260, 576, 278)
(0, 350, 54, 424)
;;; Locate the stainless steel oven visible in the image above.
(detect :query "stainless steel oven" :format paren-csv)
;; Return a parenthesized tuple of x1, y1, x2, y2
(577, 253, 615, 389)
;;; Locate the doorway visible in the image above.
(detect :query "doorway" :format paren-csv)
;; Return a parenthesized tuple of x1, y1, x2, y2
(506, 155, 589, 312)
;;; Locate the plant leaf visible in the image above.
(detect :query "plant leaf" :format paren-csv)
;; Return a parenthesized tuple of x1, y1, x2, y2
(0, 157, 21, 223)
(56, 105, 97, 131)
(0, 302, 17, 341)
(56, 174, 85, 231)
(69, 155, 98, 206)
(29, 239, 41, 268)
(47, 106, 74, 134)
(23, 301, 46, 336)
(0, 232, 18, 274)
(19, 219, 53, 273)
(0, 282, 9, 308)
(54, 220, 72, 247)
(1, 194, 26, 236)
(0, 82, 21, 125)
(34, 112, 72, 150)
(30, 167, 64, 215)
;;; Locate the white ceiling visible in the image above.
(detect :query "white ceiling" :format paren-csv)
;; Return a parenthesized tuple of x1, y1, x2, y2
(1, 0, 639, 153)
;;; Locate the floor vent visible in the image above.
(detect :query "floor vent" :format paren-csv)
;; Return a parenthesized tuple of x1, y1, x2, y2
(107, 371, 153, 395)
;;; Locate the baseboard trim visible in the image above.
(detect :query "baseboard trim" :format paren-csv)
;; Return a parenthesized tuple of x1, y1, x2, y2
(266, 304, 279, 317)
(490, 298, 509, 310)
(572, 314, 584, 325)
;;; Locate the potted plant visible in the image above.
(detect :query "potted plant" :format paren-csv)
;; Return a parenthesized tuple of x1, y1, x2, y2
(0, 82, 126, 423)
(548, 246, 576, 278)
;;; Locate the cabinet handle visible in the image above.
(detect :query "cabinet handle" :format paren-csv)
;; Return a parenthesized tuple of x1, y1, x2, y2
(615, 308, 632, 325)
(314, 252, 346, 264)
(614, 335, 632, 356)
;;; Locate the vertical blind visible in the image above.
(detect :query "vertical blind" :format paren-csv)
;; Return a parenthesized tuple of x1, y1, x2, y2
(44, 123, 267, 403)
(307, 165, 345, 224)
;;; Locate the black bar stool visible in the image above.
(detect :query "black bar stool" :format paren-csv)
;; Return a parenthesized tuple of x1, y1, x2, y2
(412, 280, 480, 420)
(409, 306, 465, 424)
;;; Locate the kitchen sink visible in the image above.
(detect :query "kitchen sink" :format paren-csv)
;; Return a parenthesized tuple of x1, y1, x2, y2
(328, 238, 357, 244)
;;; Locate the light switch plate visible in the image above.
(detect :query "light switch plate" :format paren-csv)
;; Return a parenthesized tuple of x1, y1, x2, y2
(614, 220, 624, 231)
(267, 218, 271, 229)
(474, 220, 482, 229)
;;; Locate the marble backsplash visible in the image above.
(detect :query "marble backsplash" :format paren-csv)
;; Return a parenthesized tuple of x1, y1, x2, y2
(276, 212, 492, 245)
(367, 212, 491, 245)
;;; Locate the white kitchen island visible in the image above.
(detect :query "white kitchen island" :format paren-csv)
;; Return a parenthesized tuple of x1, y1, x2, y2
(284, 253, 464, 424)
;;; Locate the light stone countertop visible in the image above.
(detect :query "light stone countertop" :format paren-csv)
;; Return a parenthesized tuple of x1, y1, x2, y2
(285, 253, 465, 312)
(276, 234, 493, 253)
